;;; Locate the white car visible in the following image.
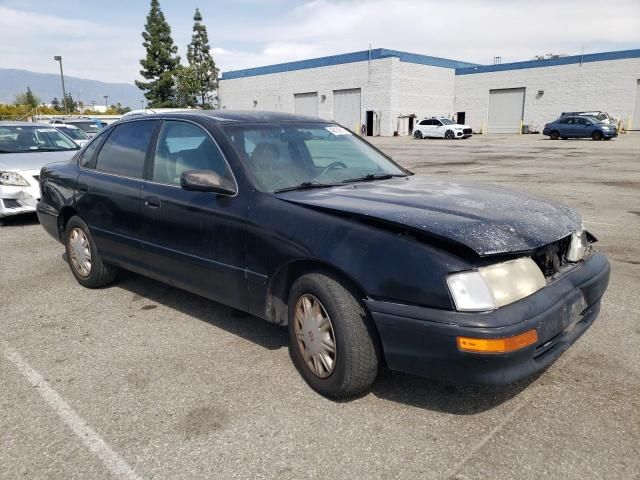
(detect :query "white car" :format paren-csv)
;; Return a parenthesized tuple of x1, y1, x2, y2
(413, 118, 473, 140)
(0, 122, 80, 219)
(51, 123, 91, 147)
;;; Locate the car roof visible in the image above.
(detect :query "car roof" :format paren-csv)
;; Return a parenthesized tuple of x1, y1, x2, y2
(121, 110, 328, 124)
(50, 123, 80, 128)
(0, 121, 58, 127)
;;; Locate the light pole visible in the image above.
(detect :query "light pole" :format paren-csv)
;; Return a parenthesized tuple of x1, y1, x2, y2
(103, 95, 109, 111)
(140, 100, 144, 109)
(53, 56, 68, 114)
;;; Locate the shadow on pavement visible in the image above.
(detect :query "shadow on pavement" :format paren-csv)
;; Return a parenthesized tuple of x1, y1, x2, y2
(116, 270, 288, 351)
(0, 212, 39, 227)
(111, 270, 537, 413)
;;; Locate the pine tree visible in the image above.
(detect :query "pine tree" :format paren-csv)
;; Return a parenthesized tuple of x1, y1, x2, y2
(51, 97, 62, 112)
(187, 8, 218, 108)
(135, 0, 180, 107)
(15, 87, 40, 108)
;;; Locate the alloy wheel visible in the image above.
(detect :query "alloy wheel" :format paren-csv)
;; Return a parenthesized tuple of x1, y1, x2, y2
(294, 294, 337, 378)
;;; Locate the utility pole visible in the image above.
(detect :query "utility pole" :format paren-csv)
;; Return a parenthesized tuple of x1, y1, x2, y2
(103, 95, 109, 110)
(53, 56, 68, 114)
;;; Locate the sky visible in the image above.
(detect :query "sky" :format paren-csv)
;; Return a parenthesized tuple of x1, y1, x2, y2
(1, 0, 639, 84)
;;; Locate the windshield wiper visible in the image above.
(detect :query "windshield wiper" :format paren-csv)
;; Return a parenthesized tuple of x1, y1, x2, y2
(342, 173, 406, 183)
(274, 181, 341, 193)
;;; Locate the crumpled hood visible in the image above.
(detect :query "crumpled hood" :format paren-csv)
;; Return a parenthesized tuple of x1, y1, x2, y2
(0, 150, 77, 172)
(278, 175, 582, 256)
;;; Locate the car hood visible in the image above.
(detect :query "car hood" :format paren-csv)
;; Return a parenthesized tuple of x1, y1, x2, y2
(0, 150, 77, 171)
(278, 175, 581, 256)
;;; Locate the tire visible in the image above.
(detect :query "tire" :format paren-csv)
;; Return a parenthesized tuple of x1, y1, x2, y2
(64, 215, 118, 288)
(561, 137, 568, 140)
(592, 130, 603, 141)
(287, 272, 380, 399)
(414, 130, 423, 139)
(444, 130, 455, 140)
(549, 130, 560, 140)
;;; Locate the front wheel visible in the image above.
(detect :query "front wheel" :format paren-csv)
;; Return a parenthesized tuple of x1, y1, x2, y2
(288, 272, 380, 399)
(414, 130, 423, 139)
(592, 130, 603, 141)
(444, 130, 455, 140)
(64, 216, 118, 288)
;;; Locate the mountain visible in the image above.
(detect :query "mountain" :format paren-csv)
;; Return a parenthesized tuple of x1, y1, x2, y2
(0, 68, 143, 108)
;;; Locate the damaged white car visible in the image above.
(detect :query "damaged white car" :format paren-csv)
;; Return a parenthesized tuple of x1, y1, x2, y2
(0, 122, 79, 218)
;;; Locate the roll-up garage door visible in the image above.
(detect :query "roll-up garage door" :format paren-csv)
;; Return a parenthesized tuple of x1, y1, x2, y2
(487, 88, 525, 133)
(294, 92, 318, 116)
(632, 80, 640, 130)
(333, 88, 361, 132)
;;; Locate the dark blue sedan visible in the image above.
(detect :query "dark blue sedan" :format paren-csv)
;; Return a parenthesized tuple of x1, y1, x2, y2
(36, 111, 610, 398)
(543, 115, 618, 140)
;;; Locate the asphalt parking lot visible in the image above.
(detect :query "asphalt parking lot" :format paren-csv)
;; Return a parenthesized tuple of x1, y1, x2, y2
(1, 133, 639, 480)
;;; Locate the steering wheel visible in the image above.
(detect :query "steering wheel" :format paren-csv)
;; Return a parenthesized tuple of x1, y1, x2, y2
(312, 161, 348, 181)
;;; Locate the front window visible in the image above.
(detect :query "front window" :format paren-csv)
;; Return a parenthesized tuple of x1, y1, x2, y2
(0, 125, 80, 153)
(222, 123, 407, 193)
(59, 127, 90, 141)
(69, 121, 99, 134)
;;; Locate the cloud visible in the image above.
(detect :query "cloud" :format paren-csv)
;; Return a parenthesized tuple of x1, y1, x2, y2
(1, 0, 639, 83)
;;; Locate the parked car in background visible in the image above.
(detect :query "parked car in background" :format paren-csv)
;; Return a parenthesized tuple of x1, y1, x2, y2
(413, 117, 473, 139)
(120, 108, 195, 119)
(0, 122, 79, 218)
(50, 117, 105, 137)
(51, 123, 91, 147)
(543, 116, 618, 140)
(560, 111, 616, 125)
(37, 111, 609, 398)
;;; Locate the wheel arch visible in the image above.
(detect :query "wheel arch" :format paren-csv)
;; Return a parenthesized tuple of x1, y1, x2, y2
(57, 206, 80, 240)
(265, 259, 369, 327)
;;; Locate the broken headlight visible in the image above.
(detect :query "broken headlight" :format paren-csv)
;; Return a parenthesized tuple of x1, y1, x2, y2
(566, 226, 589, 262)
(0, 171, 29, 186)
(447, 258, 547, 312)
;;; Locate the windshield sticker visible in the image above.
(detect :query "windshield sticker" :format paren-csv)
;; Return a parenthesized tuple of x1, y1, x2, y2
(326, 126, 351, 136)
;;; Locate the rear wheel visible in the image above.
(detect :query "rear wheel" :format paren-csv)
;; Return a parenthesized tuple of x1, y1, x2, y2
(288, 272, 380, 399)
(549, 130, 560, 140)
(414, 130, 423, 139)
(444, 130, 455, 140)
(592, 130, 603, 141)
(64, 216, 118, 288)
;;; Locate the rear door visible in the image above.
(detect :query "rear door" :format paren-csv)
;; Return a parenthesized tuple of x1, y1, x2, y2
(575, 117, 592, 137)
(138, 120, 249, 310)
(557, 118, 575, 137)
(75, 120, 158, 268)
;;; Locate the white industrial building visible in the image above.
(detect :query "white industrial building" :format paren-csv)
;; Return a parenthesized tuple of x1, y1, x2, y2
(219, 48, 640, 136)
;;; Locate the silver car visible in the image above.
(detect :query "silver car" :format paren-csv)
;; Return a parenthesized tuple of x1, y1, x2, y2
(51, 123, 91, 147)
(0, 122, 80, 218)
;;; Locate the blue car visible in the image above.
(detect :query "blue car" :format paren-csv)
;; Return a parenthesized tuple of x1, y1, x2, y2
(543, 116, 617, 140)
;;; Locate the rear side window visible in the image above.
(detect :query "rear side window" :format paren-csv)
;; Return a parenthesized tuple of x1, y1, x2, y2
(152, 121, 233, 185)
(95, 121, 156, 178)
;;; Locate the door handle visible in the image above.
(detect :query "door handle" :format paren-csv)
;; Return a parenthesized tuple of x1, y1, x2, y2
(144, 196, 161, 209)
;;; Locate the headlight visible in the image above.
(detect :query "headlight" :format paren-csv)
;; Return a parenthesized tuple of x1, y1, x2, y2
(447, 258, 546, 312)
(0, 171, 30, 186)
(566, 226, 588, 262)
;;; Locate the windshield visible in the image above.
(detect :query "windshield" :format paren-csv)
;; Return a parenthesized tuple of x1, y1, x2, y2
(68, 121, 99, 134)
(0, 125, 80, 153)
(440, 118, 456, 125)
(58, 126, 90, 140)
(222, 123, 407, 192)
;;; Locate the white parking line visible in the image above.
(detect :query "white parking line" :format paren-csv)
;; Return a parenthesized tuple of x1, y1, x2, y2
(1, 341, 141, 480)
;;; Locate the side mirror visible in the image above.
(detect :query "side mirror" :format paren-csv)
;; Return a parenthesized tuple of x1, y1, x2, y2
(180, 170, 236, 196)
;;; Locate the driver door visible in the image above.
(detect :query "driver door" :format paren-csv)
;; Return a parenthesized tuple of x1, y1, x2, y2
(138, 120, 250, 310)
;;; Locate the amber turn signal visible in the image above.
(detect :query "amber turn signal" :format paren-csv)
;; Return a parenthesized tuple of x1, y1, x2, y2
(456, 329, 538, 354)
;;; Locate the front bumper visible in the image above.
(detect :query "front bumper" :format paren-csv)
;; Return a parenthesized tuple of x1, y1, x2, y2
(0, 170, 41, 218)
(365, 252, 610, 385)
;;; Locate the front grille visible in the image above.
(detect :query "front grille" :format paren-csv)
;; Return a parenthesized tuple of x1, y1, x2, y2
(2, 199, 21, 209)
(532, 235, 572, 277)
(463, 128, 472, 134)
